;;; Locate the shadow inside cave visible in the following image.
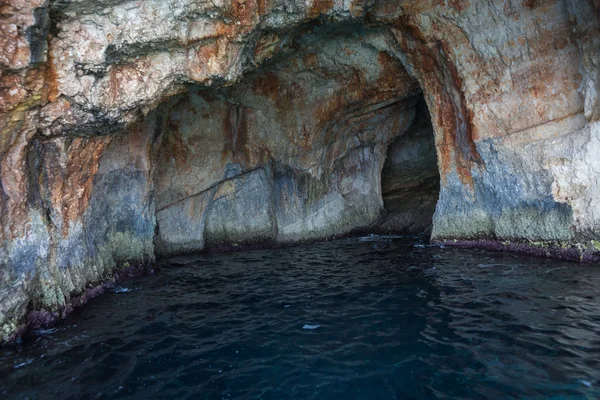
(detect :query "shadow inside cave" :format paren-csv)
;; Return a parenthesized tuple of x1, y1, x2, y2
(150, 24, 441, 255)
(378, 97, 440, 235)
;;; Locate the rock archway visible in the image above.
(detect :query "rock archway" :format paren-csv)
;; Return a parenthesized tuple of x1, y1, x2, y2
(151, 23, 439, 255)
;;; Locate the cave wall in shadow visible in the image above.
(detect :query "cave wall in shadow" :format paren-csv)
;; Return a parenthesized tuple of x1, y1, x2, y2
(379, 99, 440, 234)
(153, 27, 423, 255)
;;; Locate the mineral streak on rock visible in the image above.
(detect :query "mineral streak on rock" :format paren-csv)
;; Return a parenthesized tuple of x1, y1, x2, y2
(0, 0, 599, 342)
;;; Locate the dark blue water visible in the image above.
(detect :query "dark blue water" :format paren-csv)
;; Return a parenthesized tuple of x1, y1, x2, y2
(1, 236, 600, 399)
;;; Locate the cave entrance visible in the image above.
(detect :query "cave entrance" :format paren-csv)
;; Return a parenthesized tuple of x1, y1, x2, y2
(152, 24, 441, 255)
(378, 97, 440, 235)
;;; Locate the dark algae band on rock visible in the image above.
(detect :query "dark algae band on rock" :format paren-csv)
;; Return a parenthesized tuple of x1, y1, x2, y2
(1, 0, 599, 345)
(439, 239, 600, 264)
(5, 261, 155, 345)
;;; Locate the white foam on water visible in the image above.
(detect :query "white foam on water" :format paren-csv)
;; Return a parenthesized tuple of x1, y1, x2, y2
(303, 324, 320, 330)
(33, 328, 58, 336)
(14, 359, 34, 369)
(413, 243, 444, 248)
(357, 234, 406, 242)
(478, 263, 508, 268)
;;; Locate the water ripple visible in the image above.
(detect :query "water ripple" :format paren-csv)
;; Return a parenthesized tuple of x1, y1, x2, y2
(1, 237, 600, 399)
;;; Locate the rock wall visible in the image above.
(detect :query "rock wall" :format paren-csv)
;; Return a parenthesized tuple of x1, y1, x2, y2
(380, 1, 600, 255)
(0, 116, 156, 341)
(0, 0, 599, 341)
(153, 26, 422, 255)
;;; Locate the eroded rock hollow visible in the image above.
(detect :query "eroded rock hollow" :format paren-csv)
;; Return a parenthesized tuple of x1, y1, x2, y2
(0, 0, 598, 341)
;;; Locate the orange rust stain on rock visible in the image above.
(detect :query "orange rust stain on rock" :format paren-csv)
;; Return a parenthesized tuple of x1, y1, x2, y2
(214, 20, 234, 38)
(298, 124, 314, 151)
(573, 73, 583, 89)
(252, 71, 280, 101)
(447, 0, 467, 12)
(376, 51, 419, 94)
(1, 135, 31, 241)
(228, 0, 259, 27)
(314, 74, 359, 143)
(396, 15, 427, 43)
(257, 0, 271, 15)
(439, 40, 482, 155)
(184, 20, 231, 46)
(309, 0, 334, 18)
(57, 137, 111, 236)
(255, 143, 272, 164)
(234, 105, 249, 163)
(513, 59, 573, 124)
(166, 120, 191, 171)
(45, 50, 60, 103)
(156, 96, 194, 171)
(252, 69, 311, 139)
(0, 71, 42, 113)
(554, 37, 568, 50)
(222, 103, 250, 164)
(310, 53, 419, 152)
(348, 0, 370, 17)
(127, 121, 154, 169)
(395, 18, 482, 187)
(253, 33, 281, 63)
(108, 65, 124, 104)
(305, 53, 319, 68)
(189, 39, 228, 81)
(523, 0, 536, 8)
(25, 67, 46, 97)
(235, 107, 249, 163)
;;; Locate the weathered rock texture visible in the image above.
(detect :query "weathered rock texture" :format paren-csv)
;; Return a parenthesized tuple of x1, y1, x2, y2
(0, 0, 599, 341)
(153, 25, 423, 254)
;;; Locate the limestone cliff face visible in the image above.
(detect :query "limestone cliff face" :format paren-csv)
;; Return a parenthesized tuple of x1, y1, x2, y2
(0, 0, 599, 341)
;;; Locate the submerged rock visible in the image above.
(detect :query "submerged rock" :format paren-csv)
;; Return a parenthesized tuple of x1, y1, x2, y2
(0, 0, 599, 341)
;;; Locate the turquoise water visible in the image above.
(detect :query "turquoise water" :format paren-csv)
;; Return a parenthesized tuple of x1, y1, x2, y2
(1, 236, 599, 399)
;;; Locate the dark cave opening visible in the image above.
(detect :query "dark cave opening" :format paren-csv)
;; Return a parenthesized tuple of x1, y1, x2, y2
(150, 24, 443, 254)
(378, 97, 440, 235)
